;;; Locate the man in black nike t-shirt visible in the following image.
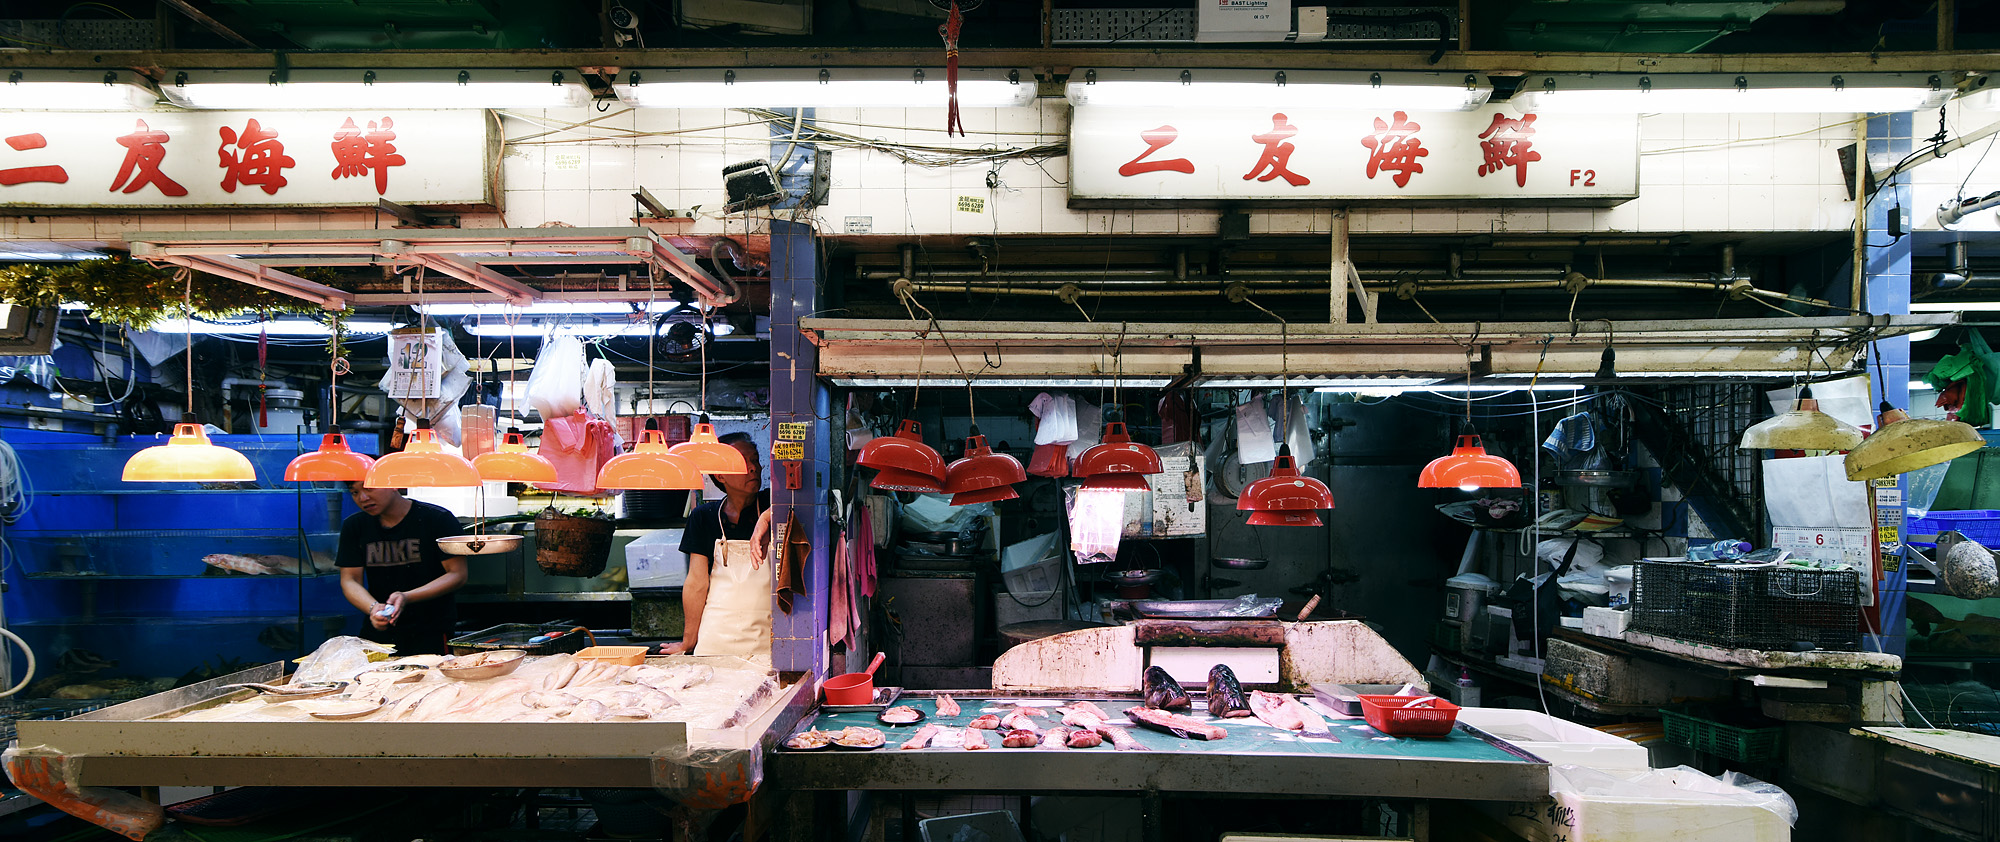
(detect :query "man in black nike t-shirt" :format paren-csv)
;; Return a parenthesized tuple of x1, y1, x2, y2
(336, 482, 468, 655)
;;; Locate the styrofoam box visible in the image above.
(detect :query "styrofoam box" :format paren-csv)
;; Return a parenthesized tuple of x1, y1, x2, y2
(1456, 708, 1651, 770)
(1581, 606, 1632, 639)
(1488, 766, 1790, 842)
(624, 528, 687, 589)
(1148, 647, 1280, 685)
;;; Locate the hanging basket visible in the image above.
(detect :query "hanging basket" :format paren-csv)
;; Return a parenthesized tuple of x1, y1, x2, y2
(534, 508, 616, 577)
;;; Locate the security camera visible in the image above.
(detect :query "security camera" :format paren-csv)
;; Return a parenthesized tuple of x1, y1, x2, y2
(608, 4, 638, 29)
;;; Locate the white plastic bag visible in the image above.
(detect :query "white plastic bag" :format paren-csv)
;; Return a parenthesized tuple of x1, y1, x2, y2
(292, 635, 397, 684)
(527, 335, 587, 420)
(584, 357, 619, 418)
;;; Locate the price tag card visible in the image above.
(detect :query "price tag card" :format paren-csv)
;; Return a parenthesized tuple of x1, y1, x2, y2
(772, 441, 805, 461)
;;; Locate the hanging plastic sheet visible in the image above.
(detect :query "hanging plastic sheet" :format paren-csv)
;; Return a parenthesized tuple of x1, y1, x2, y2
(3, 744, 164, 840)
(1235, 397, 1276, 465)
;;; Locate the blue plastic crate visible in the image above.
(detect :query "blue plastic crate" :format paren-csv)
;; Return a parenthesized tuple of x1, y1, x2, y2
(1907, 510, 2000, 549)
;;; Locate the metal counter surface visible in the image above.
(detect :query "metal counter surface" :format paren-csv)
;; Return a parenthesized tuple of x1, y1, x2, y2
(767, 695, 1549, 802)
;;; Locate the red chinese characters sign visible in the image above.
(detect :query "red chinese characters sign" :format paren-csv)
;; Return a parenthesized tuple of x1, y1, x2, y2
(0, 110, 487, 208)
(1071, 107, 1636, 203)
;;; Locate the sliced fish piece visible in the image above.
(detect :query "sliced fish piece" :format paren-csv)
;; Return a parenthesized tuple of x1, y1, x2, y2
(935, 695, 961, 717)
(1125, 706, 1227, 741)
(1285, 695, 1333, 738)
(1060, 709, 1107, 730)
(1000, 728, 1041, 748)
(1068, 701, 1113, 722)
(605, 708, 650, 720)
(967, 714, 1002, 730)
(1092, 724, 1150, 751)
(1066, 728, 1103, 748)
(544, 660, 580, 691)
(1000, 710, 1040, 730)
(1249, 690, 1306, 731)
(962, 728, 989, 750)
(568, 699, 608, 722)
(1037, 727, 1071, 750)
(900, 724, 942, 750)
(1144, 667, 1192, 710)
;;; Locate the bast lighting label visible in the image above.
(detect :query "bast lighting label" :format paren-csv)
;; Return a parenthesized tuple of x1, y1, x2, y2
(1070, 106, 1638, 204)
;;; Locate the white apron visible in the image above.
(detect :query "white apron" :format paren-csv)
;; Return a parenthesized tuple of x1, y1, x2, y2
(693, 502, 773, 658)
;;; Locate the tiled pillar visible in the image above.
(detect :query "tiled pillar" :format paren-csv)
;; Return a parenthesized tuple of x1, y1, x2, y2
(1865, 111, 1913, 656)
(767, 218, 831, 676)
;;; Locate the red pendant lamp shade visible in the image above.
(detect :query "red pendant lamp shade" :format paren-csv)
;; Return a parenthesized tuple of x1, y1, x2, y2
(473, 432, 558, 483)
(1080, 472, 1151, 491)
(284, 431, 376, 482)
(1417, 435, 1522, 491)
(871, 467, 946, 493)
(365, 426, 482, 488)
(1238, 454, 1333, 525)
(859, 419, 946, 481)
(125, 422, 259, 483)
(597, 430, 702, 490)
(943, 434, 1026, 495)
(950, 485, 1019, 505)
(669, 422, 750, 475)
(1075, 422, 1164, 478)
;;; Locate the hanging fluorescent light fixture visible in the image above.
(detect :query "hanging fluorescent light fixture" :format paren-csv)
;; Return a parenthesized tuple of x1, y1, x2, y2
(614, 67, 1036, 108)
(151, 318, 403, 337)
(1, 69, 157, 111)
(463, 317, 734, 339)
(162, 68, 590, 110)
(1066, 69, 1493, 111)
(419, 301, 685, 317)
(1509, 73, 1950, 114)
(827, 376, 1175, 388)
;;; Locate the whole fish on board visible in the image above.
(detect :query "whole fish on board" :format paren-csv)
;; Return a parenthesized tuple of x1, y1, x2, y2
(1038, 727, 1071, 750)
(1249, 690, 1305, 731)
(1124, 706, 1227, 741)
(1143, 666, 1191, 710)
(1207, 665, 1252, 718)
(901, 724, 942, 750)
(935, 695, 961, 717)
(962, 728, 990, 750)
(1091, 724, 1151, 751)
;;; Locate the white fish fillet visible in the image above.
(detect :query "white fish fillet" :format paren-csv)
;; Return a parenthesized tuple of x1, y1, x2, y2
(1038, 727, 1071, 750)
(568, 699, 607, 722)
(900, 724, 941, 749)
(1285, 695, 1332, 738)
(606, 707, 650, 719)
(962, 728, 989, 750)
(545, 660, 580, 690)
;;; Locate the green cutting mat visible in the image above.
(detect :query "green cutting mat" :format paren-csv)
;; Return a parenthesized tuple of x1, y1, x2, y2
(795, 697, 1532, 763)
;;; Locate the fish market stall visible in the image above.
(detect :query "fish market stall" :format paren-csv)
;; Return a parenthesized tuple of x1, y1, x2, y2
(5, 645, 806, 837)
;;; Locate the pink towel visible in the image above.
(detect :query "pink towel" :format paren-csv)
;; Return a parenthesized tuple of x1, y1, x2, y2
(830, 535, 852, 648)
(853, 506, 878, 599)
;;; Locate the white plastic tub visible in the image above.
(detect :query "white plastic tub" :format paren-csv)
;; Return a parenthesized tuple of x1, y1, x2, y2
(1456, 708, 1651, 770)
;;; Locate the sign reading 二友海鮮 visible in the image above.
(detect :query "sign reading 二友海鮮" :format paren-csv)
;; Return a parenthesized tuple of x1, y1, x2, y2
(1069, 107, 1638, 205)
(0, 110, 493, 208)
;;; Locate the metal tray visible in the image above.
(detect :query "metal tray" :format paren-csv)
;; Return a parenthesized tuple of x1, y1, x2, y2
(820, 685, 902, 712)
(1130, 599, 1280, 619)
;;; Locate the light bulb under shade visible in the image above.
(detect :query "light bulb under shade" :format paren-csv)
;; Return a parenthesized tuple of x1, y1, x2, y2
(1248, 510, 1324, 527)
(1238, 455, 1334, 520)
(595, 431, 702, 490)
(473, 432, 558, 483)
(943, 435, 1027, 494)
(668, 423, 750, 475)
(1417, 435, 1523, 490)
(123, 423, 258, 483)
(1844, 408, 1987, 482)
(950, 485, 1020, 506)
(365, 428, 482, 488)
(871, 467, 945, 493)
(1080, 472, 1152, 491)
(857, 419, 946, 482)
(1739, 398, 1866, 452)
(283, 433, 376, 482)
(1075, 422, 1164, 477)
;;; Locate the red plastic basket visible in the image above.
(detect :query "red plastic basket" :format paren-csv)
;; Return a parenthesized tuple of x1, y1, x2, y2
(1358, 694, 1462, 737)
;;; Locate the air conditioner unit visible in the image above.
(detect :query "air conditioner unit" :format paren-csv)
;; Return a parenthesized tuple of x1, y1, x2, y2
(0, 303, 57, 355)
(679, 0, 812, 36)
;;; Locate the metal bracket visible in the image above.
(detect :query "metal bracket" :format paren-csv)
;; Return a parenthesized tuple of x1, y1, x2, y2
(375, 198, 458, 229)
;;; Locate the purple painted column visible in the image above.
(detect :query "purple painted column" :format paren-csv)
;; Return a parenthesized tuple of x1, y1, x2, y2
(766, 218, 831, 677)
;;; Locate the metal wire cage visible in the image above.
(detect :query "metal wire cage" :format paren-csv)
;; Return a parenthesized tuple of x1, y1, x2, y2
(1630, 561, 1862, 651)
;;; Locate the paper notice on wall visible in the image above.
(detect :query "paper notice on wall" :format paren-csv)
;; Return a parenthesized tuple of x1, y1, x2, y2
(1771, 527, 1875, 606)
(386, 329, 444, 399)
(1136, 442, 1205, 537)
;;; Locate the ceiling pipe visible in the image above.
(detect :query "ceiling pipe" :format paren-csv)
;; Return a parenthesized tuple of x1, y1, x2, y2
(914, 276, 1832, 310)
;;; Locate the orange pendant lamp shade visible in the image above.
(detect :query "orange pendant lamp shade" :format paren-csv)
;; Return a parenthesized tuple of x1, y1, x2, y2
(473, 432, 558, 483)
(1075, 422, 1164, 478)
(124, 422, 258, 482)
(943, 434, 1026, 495)
(1417, 435, 1522, 491)
(1080, 472, 1151, 491)
(1247, 510, 1324, 527)
(858, 419, 946, 481)
(283, 431, 375, 482)
(950, 485, 1019, 506)
(669, 422, 750, 475)
(366, 426, 482, 488)
(871, 466, 945, 493)
(597, 430, 702, 490)
(1238, 455, 1333, 524)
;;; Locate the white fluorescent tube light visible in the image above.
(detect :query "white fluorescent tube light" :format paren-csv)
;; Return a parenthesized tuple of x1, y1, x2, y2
(151, 319, 402, 336)
(1, 70, 157, 111)
(614, 68, 1036, 108)
(1202, 376, 1445, 389)
(1912, 301, 2000, 312)
(465, 320, 736, 338)
(1314, 384, 1587, 395)
(162, 68, 589, 110)
(828, 377, 1175, 388)
(1065, 69, 1493, 111)
(1510, 72, 1951, 114)
(418, 301, 688, 316)
(1910, 380, 1933, 391)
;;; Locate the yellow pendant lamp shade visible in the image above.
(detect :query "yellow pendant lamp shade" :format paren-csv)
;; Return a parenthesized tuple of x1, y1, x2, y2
(597, 430, 702, 490)
(474, 432, 558, 483)
(365, 427, 482, 488)
(1844, 403, 1987, 482)
(124, 423, 258, 482)
(283, 431, 375, 482)
(1739, 397, 1866, 451)
(1418, 435, 1522, 491)
(668, 422, 750, 475)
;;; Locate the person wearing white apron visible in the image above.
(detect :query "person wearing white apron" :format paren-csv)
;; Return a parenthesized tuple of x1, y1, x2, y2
(669, 434, 772, 657)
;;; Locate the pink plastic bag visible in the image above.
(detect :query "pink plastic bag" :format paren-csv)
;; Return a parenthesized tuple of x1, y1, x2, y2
(536, 410, 616, 494)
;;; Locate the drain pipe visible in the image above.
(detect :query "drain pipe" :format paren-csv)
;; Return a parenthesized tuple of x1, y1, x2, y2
(1932, 241, 1977, 290)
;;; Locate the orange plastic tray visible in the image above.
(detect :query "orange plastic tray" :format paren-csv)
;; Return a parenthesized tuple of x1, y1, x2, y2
(575, 645, 648, 666)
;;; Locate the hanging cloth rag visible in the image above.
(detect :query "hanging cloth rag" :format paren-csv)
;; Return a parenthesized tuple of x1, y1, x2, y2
(1540, 412, 1597, 462)
(853, 499, 879, 598)
(1158, 391, 1195, 444)
(775, 509, 810, 614)
(1927, 329, 2000, 427)
(583, 357, 618, 419)
(831, 524, 853, 647)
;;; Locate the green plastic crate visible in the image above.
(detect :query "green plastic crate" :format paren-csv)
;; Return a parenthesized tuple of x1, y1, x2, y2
(1661, 709, 1783, 763)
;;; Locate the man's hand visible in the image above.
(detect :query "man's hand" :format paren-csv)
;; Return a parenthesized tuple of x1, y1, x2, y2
(662, 641, 689, 655)
(750, 508, 774, 568)
(369, 592, 405, 629)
